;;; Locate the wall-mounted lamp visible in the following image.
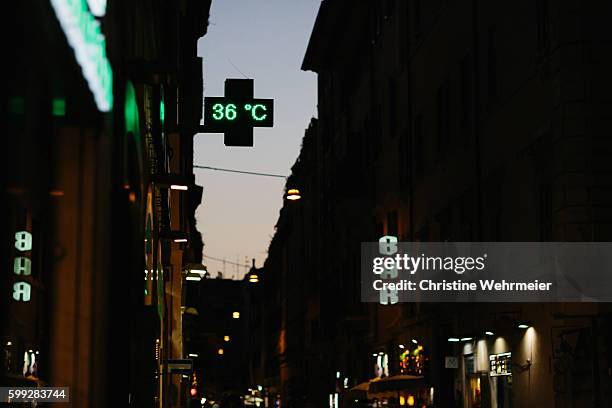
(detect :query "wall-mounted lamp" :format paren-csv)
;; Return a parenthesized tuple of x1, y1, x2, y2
(151, 174, 193, 191)
(185, 263, 208, 278)
(248, 274, 259, 283)
(286, 188, 301, 200)
(160, 230, 189, 243)
(517, 322, 531, 329)
(185, 273, 202, 282)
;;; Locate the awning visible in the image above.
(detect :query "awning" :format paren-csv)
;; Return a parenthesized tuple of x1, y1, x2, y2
(344, 377, 380, 401)
(367, 375, 425, 398)
(345, 381, 370, 400)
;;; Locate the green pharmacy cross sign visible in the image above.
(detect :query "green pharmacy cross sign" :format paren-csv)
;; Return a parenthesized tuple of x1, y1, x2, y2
(203, 79, 273, 146)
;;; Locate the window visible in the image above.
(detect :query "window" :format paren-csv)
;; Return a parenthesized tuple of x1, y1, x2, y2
(414, 0, 421, 38)
(460, 54, 471, 145)
(536, 0, 550, 53)
(540, 184, 552, 240)
(388, 77, 397, 137)
(414, 114, 424, 177)
(437, 78, 451, 154)
(399, 130, 410, 184)
(487, 26, 498, 103)
(387, 210, 399, 237)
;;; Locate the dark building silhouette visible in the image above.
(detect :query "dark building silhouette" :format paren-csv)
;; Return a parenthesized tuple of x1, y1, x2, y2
(2, 1, 210, 406)
(251, 1, 612, 408)
(183, 272, 256, 401)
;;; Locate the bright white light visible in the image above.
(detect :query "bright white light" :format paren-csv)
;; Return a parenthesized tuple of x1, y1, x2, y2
(485, 331, 494, 336)
(86, 0, 107, 16)
(49, 0, 113, 112)
(399, 344, 405, 349)
(336, 371, 340, 379)
(174, 238, 188, 243)
(461, 337, 473, 341)
(170, 184, 189, 191)
(188, 353, 199, 358)
(448, 337, 460, 342)
(6, 341, 12, 346)
(411, 339, 418, 344)
(186, 276, 201, 281)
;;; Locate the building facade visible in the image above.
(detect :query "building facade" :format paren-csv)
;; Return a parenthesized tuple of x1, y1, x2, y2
(2, 1, 210, 406)
(253, 1, 612, 408)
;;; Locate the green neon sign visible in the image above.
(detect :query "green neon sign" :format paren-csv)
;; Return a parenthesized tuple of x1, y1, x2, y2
(204, 98, 273, 127)
(201, 79, 274, 147)
(210, 102, 268, 121)
(50, 0, 113, 112)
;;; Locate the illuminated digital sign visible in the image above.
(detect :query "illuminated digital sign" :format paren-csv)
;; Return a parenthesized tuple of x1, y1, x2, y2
(202, 79, 273, 146)
(204, 98, 273, 126)
(489, 352, 512, 376)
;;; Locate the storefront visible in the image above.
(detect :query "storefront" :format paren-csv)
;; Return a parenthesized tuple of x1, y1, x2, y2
(458, 335, 516, 408)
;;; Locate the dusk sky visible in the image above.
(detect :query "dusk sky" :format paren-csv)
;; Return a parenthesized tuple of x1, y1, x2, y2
(195, 0, 320, 279)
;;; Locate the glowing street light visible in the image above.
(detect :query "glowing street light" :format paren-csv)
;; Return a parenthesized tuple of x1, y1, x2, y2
(286, 188, 301, 200)
(248, 273, 259, 283)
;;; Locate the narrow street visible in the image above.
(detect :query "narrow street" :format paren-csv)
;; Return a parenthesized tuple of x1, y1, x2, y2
(3, 1, 612, 407)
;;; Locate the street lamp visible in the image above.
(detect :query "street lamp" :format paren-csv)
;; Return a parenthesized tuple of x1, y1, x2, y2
(184, 263, 208, 279)
(185, 273, 201, 282)
(150, 174, 193, 191)
(286, 188, 301, 200)
(160, 230, 189, 243)
(248, 272, 259, 283)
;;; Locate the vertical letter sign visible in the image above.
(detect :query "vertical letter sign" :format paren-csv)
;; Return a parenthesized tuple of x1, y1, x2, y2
(13, 231, 32, 302)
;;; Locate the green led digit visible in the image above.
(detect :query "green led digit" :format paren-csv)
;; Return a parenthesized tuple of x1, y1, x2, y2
(251, 104, 267, 121)
(225, 104, 237, 120)
(212, 103, 224, 120)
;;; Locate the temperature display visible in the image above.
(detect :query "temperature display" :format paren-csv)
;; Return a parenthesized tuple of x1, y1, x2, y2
(204, 97, 273, 128)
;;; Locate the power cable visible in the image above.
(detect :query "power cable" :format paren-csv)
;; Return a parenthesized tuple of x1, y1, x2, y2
(203, 254, 250, 268)
(194, 164, 287, 179)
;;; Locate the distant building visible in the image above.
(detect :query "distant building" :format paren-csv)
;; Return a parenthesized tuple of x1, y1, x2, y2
(183, 275, 252, 401)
